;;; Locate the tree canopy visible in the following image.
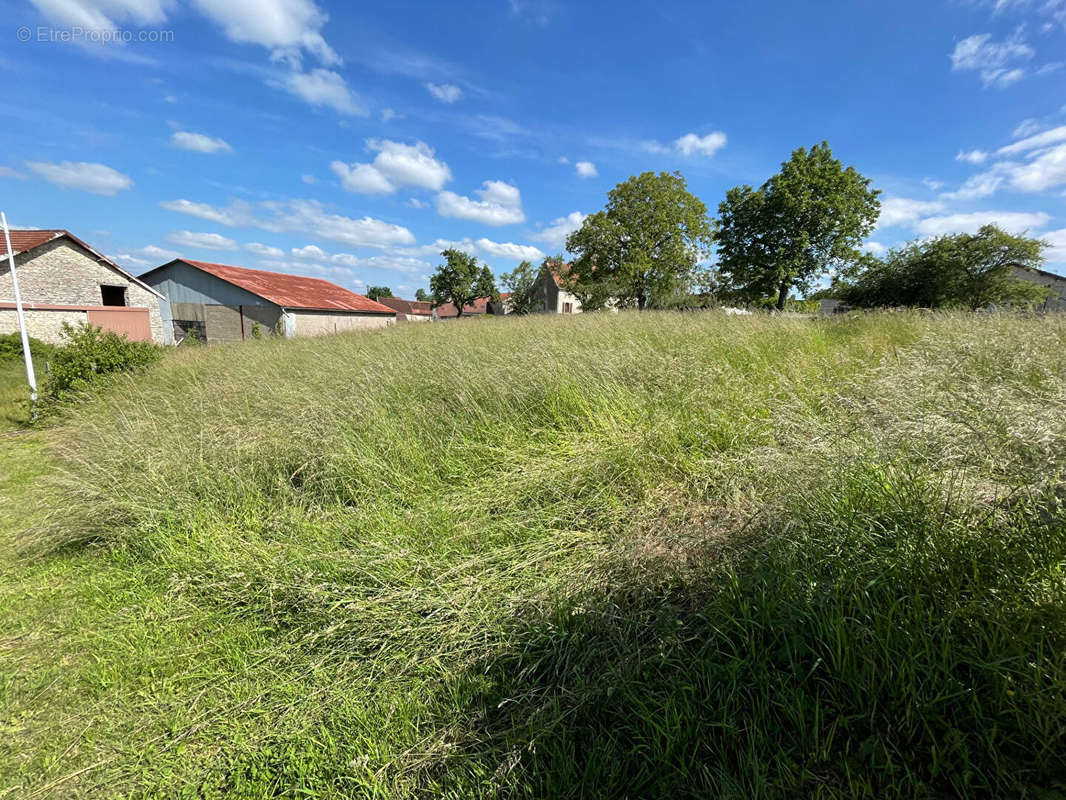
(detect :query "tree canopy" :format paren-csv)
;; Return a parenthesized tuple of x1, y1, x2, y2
(499, 260, 541, 315)
(836, 225, 1050, 309)
(715, 142, 880, 310)
(565, 171, 714, 310)
(414, 288, 429, 302)
(366, 286, 393, 301)
(429, 249, 498, 317)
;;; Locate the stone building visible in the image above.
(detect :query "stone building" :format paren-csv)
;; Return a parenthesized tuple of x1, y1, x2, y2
(1010, 264, 1066, 311)
(139, 259, 396, 342)
(0, 229, 167, 344)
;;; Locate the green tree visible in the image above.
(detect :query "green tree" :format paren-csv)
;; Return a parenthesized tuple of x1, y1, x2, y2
(837, 225, 1049, 309)
(414, 288, 430, 302)
(499, 260, 540, 315)
(716, 142, 880, 310)
(429, 249, 498, 317)
(366, 286, 393, 301)
(565, 171, 714, 310)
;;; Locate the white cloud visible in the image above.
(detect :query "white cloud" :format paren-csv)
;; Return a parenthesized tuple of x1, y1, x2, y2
(331, 139, 451, 194)
(0, 166, 26, 180)
(557, 156, 570, 164)
(864, 241, 888, 255)
(291, 244, 329, 260)
(189, 0, 338, 65)
(171, 130, 232, 154)
(245, 242, 284, 257)
(1013, 117, 1045, 138)
(957, 149, 989, 164)
(435, 180, 525, 225)
(878, 197, 946, 227)
(474, 238, 544, 261)
(25, 160, 133, 195)
(166, 230, 238, 250)
(112, 243, 180, 270)
(946, 142, 1066, 198)
(941, 170, 1006, 200)
(950, 31, 1034, 88)
(381, 108, 401, 122)
(575, 160, 598, 178)
(1043, 228, 1066, 265)
(160, 199, 253, 226)
(406, 197, 428, 208)
(113, 252, 154, 269)
(277, 68, 364, 115)
(997, 124, 1066, 156)
(915, 210, 1050, 236)
(28, 0, 172, 29)
(140, 244, 181, 261)
(425, 82, 462, 103)
(529, 211, 586, 250)
(160, 196, 416, 250)
(674, 131, 728, 158)
(922, 177, 945, 191)
(301, 173, 317, 184)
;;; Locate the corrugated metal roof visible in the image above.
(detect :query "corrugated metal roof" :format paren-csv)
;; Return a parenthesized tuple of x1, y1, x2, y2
(376, 297, 432, 315)
(175, 259, 396, 313)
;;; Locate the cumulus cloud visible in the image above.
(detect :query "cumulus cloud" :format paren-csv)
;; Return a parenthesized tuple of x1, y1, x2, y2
(674, 131, 728, 158)
(474, 238, 544, 260)
(945, 138, 1066, 199)
(331, 139, 451, 194)
(878, 197, 946, 227)
(425, 82, 463, 103)
(956, 149, 989, 164)
(864, 241, 888, 256)
(171, 131, 232, 153)
(25, 160, 133, 195)
(1043, 228, 1066, 265)
(529, 211, 586, 250)
(159, 196, 416, 250)
(997, 124, 1066, 156)
(277, 68, 365, 115)
(291, 244, 330, 260)
(950, 31, 1034, 88)
(245, 242, 284, 257)
(112, 243, 180, 270)
(575, 160, 598, 178)
(189, 0, 338, 65)
(435, 180, 525, 225)
(165, 230, 238, 250)
(914, 210, 1050, 236)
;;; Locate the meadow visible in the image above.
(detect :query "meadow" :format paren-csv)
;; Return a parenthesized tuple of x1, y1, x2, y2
(1, 311, 1064, 798)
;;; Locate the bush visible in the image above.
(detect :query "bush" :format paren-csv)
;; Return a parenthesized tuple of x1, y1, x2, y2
(43, 323, 162, 404)
(0, 331, 55, 365)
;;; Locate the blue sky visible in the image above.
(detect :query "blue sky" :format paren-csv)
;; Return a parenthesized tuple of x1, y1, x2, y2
(3, 0, 1066, 297)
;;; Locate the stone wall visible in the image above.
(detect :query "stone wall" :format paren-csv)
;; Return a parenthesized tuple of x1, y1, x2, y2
(0, 239, 165, 342)
(0, 308, 88, 345)
(290, 311, 393, 337)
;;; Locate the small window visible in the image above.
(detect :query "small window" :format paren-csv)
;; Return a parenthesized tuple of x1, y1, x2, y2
(101, 285, 127, 306)
(563, 302, 573, 314)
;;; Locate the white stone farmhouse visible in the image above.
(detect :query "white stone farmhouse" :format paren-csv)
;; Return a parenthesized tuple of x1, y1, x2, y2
(0, 229, 167, 344)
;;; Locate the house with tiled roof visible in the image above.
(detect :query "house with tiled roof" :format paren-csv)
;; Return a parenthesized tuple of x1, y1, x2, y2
(139, 259, 395, 342)
(533, 261, 583, 314)
(375, 296, 433, 322)
(432, 293, 511, 319)
(0, 229, 167, 344)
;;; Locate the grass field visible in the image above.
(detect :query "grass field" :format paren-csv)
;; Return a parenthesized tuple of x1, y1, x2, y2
(1, 311, 1065, 798)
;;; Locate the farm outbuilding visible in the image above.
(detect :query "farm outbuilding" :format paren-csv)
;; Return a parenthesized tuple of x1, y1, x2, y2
(139, 259, 396, 343)
(0, 229, 167, 344)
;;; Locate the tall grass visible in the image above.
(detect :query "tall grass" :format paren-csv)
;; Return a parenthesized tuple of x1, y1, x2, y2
(2, 311, 1065, 797)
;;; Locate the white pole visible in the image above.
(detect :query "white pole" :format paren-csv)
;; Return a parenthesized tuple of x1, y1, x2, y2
(1, 212, 37, 405)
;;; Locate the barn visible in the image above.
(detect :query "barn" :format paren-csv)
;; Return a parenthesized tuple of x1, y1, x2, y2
(0, 229, 167, 344)
(139, 259, 396, 343)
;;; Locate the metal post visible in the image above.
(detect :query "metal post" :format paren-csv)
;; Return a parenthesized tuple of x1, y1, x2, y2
(1, 212, 38, 405)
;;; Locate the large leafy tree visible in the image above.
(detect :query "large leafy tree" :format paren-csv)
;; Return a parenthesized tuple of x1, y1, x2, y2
(837, 225, 1049, 309)
(366, 286, 393, 301)
(414, 288, 430, 302)
(429, 249, 498, 317)
(499, 260, 540, 315)
(565, 171, 714, 310)
(716, 142, 880, 310)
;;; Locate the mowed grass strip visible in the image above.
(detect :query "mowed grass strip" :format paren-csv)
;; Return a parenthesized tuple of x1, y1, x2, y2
(1, 311, 1065, 798)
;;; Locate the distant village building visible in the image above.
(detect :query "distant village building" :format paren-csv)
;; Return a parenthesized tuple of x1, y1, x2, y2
(0, 229, 167, 344)
(533, 262, 582, 314)
(139, 259, 395, 343)
(375, 297, 433, 322)
(432, 294, 511, 319)
(1010, 265, 1066, 311)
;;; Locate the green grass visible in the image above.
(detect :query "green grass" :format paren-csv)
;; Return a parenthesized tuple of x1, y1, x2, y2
(0, 361, 33, 431)
(1, 311, 1065, 798)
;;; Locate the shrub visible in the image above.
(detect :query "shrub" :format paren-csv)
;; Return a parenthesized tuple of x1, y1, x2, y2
(42, 323, 162, 404)
(0, 331, 55, 365)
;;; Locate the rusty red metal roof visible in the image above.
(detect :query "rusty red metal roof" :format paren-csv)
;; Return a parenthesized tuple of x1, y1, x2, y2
(171, 259, 395, 314)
